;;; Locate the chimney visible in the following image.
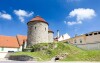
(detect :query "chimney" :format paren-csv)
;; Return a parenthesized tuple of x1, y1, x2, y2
(57, 30, 60, 38)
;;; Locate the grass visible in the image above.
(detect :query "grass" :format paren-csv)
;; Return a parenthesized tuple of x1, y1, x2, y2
(12, 42, 100, 61)
(62, 50, 100, 61)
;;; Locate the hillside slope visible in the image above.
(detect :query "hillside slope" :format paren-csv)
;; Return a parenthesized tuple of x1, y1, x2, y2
(13, 42, 100, 61)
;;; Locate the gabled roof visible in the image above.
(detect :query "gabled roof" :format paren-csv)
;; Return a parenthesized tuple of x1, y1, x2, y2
(16, 35, 27, 46)
(27, 16, 48, 25)
(0, 35, 27, 48)
(0, 35, 19, 48)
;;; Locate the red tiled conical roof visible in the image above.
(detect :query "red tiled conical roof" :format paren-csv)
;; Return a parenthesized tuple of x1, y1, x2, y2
(27, 16, 48, 25)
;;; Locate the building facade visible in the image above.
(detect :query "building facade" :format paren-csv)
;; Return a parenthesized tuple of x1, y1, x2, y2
(0, 35, 27, 58)
(27, 16, 54, 46)
(66, 31, 100, 50)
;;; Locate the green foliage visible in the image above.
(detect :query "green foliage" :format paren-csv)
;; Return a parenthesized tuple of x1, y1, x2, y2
(45, 49, 52, 54)
(23, 48, 32, 52)
(30, 43, 55, 52)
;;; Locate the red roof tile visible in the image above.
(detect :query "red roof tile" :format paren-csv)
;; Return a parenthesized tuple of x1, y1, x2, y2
(28, 16, 48, 25)
(31, 16, 45, 21)
(0, 35, 19, 48)
(16, 35, 27, 46)
(0, 35, 27, 48)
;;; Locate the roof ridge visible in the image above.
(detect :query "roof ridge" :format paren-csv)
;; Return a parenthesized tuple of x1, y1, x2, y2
(16, 35, 21, 46)
(0, 35, 15, 37)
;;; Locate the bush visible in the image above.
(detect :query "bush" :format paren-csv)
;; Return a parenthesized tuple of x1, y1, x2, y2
(31, 44, 41, 52)
(45, 49, 52, 54)
(9, 55, 33, 61)
(23, 48, 32, 52)
(31, 43, 50, 52)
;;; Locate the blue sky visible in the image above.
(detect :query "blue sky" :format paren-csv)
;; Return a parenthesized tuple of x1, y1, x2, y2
(0, 0, 100, 37)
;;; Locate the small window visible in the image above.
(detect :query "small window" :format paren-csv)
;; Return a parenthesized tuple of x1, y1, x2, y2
(86, 34, 88, 36)
(35, 27, 36, 30)
(80, 39, 82, 43)
(1, 47, 4, 51)
(94, 33, 97, 35)
(45, 28, 46, 31)
(89, 34, 92, 36)
(74, 40, 76, 43)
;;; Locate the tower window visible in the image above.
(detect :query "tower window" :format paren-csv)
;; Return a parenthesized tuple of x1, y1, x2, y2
(45, 27, 46, 31)
(35, 27, 36, 30)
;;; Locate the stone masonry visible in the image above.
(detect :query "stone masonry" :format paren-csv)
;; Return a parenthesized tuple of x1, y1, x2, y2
(27, 16, 54, 46)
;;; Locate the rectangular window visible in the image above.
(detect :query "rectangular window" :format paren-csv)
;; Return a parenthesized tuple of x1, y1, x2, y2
(74, 40, 76, 43)
(94, 33, 97, 35)
(98, 32, 100, 34)
(89, 34, 92, 36)
(1, 47, 4, 51)
(85, 34, 88, 36)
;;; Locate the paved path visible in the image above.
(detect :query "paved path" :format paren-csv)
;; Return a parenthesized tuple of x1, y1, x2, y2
(0, 61, 100, 63)
(0, 58, 100, 63)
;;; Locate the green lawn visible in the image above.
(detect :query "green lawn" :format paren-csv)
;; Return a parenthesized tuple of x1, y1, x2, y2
(12, 42, 100, 61)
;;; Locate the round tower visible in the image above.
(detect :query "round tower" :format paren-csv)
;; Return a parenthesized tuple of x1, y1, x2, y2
(48, 29, 54, 42)
(27, 16, 49, 46)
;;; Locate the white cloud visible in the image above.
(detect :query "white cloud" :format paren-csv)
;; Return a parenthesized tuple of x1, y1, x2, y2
(64, 21, 67, 24)
(67, 21, 82, 25)
(67, 8, 96, 25)
(14, 9, 34, 23)
(0, 11, 12, 20)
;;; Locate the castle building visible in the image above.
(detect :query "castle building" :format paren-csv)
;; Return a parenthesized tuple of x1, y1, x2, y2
(27, 16, 54, 46)
(48, 29, 54, 42)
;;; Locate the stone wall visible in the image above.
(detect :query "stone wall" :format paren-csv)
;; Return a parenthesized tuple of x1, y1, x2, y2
(27, 21, 48, 46)
(75, 42, 100, 50)
(86, 34, 100, 43)
(66, 35, 86, 44)
(48, 32, 53, 42)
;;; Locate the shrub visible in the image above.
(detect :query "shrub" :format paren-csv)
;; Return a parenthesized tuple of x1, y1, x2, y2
(31, 44, 41, 52)
(45, 49, 52, 54)
(23, 48, 32, 52)
(31, 43, 50, 52)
